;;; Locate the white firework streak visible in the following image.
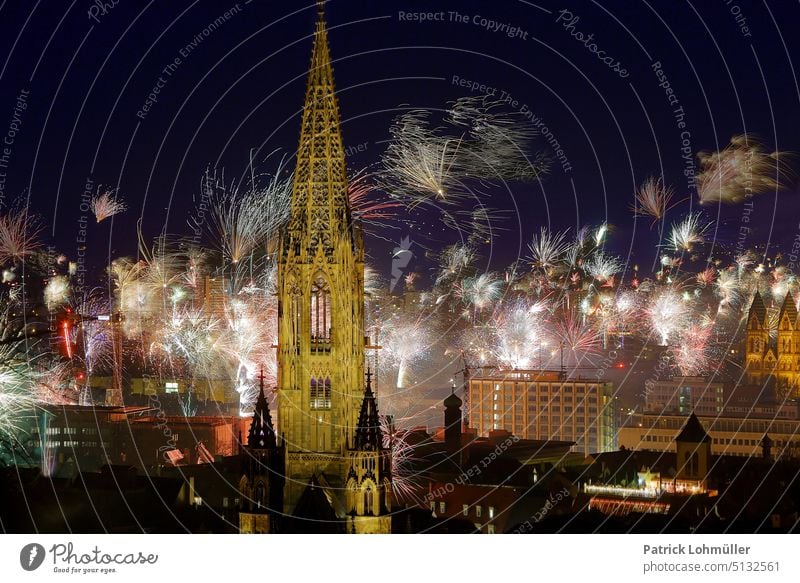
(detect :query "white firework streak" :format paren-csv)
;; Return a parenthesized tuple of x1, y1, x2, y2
(33, 360, 76, 405)
(551, 309, 602, 363)
(714, 268, 742, 311)
(447, 95, 549, 181)
(222, 291, 278, 416)
(382, 419, 428, 504)
(672, 317, 716, 376)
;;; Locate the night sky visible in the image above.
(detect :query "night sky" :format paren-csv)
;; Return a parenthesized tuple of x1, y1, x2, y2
(1, 0, 799, 283)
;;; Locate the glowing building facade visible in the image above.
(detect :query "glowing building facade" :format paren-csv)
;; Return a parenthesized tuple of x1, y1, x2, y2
(468, 369, 615, 455)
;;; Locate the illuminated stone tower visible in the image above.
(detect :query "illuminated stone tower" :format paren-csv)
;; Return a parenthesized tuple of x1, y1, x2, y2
(277, 0, 367, 517)
(744, 291, 773, 385)
(775, 292, 800, 394)
(743, 291, 800, 396)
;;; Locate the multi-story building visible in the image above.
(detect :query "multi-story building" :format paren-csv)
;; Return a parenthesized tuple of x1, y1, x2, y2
(619, 412, 800, 458)
(468, 369, 615, 455)
(645, 376, 725, 415)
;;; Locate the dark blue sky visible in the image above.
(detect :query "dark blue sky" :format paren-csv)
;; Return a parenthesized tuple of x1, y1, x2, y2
(0, 0, 798, 282)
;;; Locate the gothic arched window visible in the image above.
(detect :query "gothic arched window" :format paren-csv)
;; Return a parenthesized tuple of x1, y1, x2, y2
(311, 376, 331, 410)
(311, 276, 331, 343)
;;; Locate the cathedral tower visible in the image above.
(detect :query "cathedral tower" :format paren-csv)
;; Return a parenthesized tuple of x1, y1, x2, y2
(277, 0, 367, 516)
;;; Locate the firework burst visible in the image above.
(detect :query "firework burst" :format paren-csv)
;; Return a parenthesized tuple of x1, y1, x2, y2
(0, 209, 43, 265)
(44, 276, 70, 310)
(192, 161, 291, 268)
(371, 312, 432, 391)
(91, 189, 127, 223)
(552, 309, 602, 363)
(447, 95, 549, 181)
(648, 288, 690, 345)
(697, 134, 792, 205)
(528, 227, 570, 270)
(672, 317, 716, 376)
(456, 272, 503, 319)
(0, 304, 36, 453)
(668, 212, 711, 253)
(585, 253, 624, 284)
(434, 244, 475, 288)
(631, 177, 676, 224)
(493, 299, 547, 369)
(347, 168, 402, 227)
(379, 110, 465, 204)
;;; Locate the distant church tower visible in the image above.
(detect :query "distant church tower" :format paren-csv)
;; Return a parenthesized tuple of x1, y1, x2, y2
(745, 291, 773, 385)
(277, 0, 370, 519)
(776, 292, 800, 393)
(239, 370, 284, 533)
(745, 291, 800, 396)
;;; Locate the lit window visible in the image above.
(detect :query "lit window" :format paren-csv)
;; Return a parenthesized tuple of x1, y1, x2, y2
(488, 524, 496, 534)
(476, 505, 482, 518)
(462, 504, 469, 516)
(310, 276, 331, 343)
(311, 377, 331, 410)
(439, 501, 446, 514)
(165, 382, 178, 393)
(489, 506, 495, 519)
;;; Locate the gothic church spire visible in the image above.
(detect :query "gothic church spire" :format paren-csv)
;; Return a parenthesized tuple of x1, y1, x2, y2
(287, 0, 353, 255)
